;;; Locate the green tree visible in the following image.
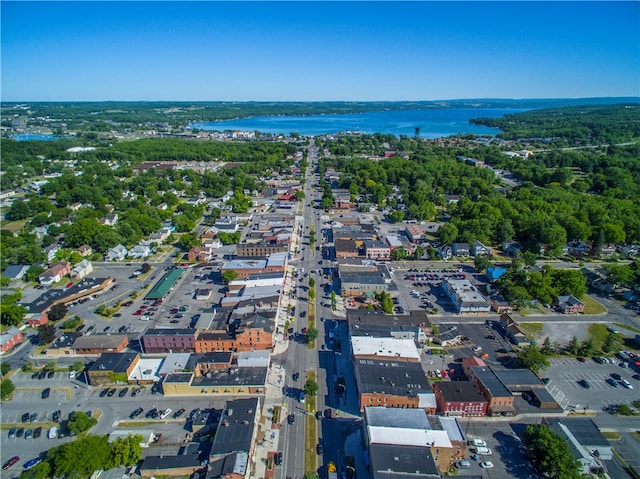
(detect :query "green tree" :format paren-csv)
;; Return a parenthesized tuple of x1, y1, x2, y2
(20, 461, 52, 479)
(392, 248, 407, 260)
(578, 337, 595, 357)
(178, 232, 200, 250)
(474, 255, 492, 272)
(43, 360, 57, 372)
(413, 246, 424, 260)
(51, 435, 110, 479)
(540, 337, 553, 355)
(22, 361, 34, 372)
(70, 361, 85, 372)
(0, 303, 27, 326)
(221, 269, 239, 284)
(37, 323, 56, 345)
(601, 332, 617, 354)
(141, 262, 152, 273)
(47, 303, 68, 322)
(523, 424, 581, 479)
(67, 411, 97, 435)
(26, 265, 45, 282)
(303, 378, 319, 397)
(107, 434, 144, 468)
(1, 378, 15, 399)
(566, 336, 580, 355)
(306, 327, 319, 343)
(389, 209, 405, 223)
(1, 361, 11, 376)
(438, 222, 458, 245)
(516, 346, 549, 374)
(309, 277, 315, 288)
(603, 263, 634, 290)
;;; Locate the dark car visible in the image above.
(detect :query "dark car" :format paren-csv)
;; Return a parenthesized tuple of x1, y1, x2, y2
(131, 388, 141, 397)
(29, 412, 38, 423)
(606, 378, 618, 387)
(22, 412, 30, 423)
(145, 408, 158, 419)
(316, 443, 325, 455)
(189, 408, 201, 420)
(315, 411, 323, 420)
(129, 407, 144, 419)
(33, 427, 42, 439)
(31, 372, 39, 379)
(324, 408, 332, 419)
(172, 408, 185, 419)
(37, 370, 46, 380)
(52, 410, 61, 422)
(611, 373, 622, 381)
(292, 372, 300, 381)
(542, 377, 551, 384)
(16, 428, 25, 438)
(8, 427, 17, 438)
(41, 387, 50, 399)
(578, 379, 590, 389)
(107, 388, 116, 397)
(103, 326, 111, 332)
(118, 388, 129, 397)
(274, 452, 283, 465)
(3, 456, 20, 470)
(287, 413, 295, 425)
(99, 388, 109, 397)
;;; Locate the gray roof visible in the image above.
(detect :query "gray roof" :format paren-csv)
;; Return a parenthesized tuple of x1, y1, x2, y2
(191, 366, 267, 388)
(2, 265, 28, 279)
(433, 381, 487, 403)
(186, 352, 233, 370)
(141, 454, 203, 471)
(364, 407, 431, 429)
(210, 398, 259, 455)
(88, 352, 138, 374)
(163, 372, 193, 383)
(22, 277, 107, 313)
(354, 359, 429, 397)
(544, 418, 610, 448)
(72, 334, 127, 350)
(369, 444, 439, 479)
(493, 368, 543, 388)
(470, 366, 513, 398)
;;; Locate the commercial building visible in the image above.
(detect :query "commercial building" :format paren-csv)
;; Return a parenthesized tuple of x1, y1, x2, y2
(87, 352, 140, 386)
(443, 279, 491, 313)
(142, 329, 197, 353)
(432, 381, 488, 417)
(467, 366, 515, 416)
(72, 334, 129, 355)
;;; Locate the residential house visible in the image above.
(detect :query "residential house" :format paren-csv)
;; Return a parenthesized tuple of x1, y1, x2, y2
(0, 327, 24, 353)
(471, 240, 491, 257)
(555, 295, 585, 314)
(105, 244, 128, 261)
(70, 259, 93, 279)
(452, 243, 470, 257)
(2, 264, 30, 283)
(215, 215, 239, 232)
(43, 243, 60, 262)
(38, 261, 71, 286)
(437, 245, 452, 260)
(188, 246, 215, 262)
(129, 244, 152, 259)
(77, 244, 93, 257)
(100, 213, 119, 226)
(499, 313, 530, 346)
(502, 240, 523, 257)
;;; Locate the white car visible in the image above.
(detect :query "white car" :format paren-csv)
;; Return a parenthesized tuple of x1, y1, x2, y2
(480, 461, 494, 469)
(621, 379, 633, 389)
(472, 346, 483, 352)
(159, 408, 172, 419)
(69, 371, 76, 379)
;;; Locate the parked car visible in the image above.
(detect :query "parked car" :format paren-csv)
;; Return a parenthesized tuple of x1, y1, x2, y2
(480, 461, 494, 469)
(99, 389, 109, 397)
(107, 388, 116, 397)
(606, 378, 618, 387)
(16, 428, 25, 438)
(118, 388, 129, 397)
(172, 408, 185, 418)
(23, 457, 42, 470)
(129, 407, 144, 419)
(160, 408, 172, 419)
(29, 412, 38, 423)
(316, 443, 325, 455)
(3, 456, 20, 470)
(578, 379, 591, 389)
(8, 427, 17, 438)
(42, 388, 50, 399)
(315, 411, 323, 420)
(33, 427, 42, 439)
(274, 452, 283, 465)
(621, 379, 633, 389)
(25, 429, 33, 440)
(611, 373, 622, 381)
(287, 413, 295, 424)
(145, 408, 158, 419)
(21, 412, 30, 423)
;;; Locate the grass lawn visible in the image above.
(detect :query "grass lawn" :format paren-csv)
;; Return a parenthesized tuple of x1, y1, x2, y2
(519, 322, 543, 337)
(588, 323, 624, 352)
(615, 322, 640, 334)
(581, 295, 607, 315)
(305, 371, 317, 475)
(602, 431, 621, 440)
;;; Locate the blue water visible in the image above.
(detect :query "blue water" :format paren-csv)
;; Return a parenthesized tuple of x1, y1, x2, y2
(190, 108, 528, 138)
(12, 133, 62, 141)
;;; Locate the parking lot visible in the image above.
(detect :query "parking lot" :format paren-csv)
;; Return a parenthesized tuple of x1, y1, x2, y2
(545, 357, 640, 410)
(392, 267, 472, 314)
(1, 370, 228, 474)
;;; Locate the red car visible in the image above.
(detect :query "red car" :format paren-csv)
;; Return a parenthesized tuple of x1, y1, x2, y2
(66, 282, 74, 288)
(122, 301, 133, 307)
(133, 310, 142, 316)
(3, 456, 20, 470)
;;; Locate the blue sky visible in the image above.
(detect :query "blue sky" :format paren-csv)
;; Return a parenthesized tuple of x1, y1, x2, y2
(1, 1, 638, 101)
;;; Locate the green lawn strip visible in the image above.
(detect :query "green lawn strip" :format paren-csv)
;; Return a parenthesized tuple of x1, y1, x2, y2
(519, 322, 543, 337)
(305, 371, 317, 475)
(615, 322, 640, 334)
(602, 431, 621, 440)
(588, 323, 623, 351)
(581, 295, 607, 315)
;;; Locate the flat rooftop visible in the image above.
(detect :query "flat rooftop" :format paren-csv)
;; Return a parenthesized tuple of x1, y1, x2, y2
(354, 359, 429, 396)
(351, 336, 421, 360)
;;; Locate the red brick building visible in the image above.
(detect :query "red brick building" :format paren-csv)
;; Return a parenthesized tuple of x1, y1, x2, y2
(432, 381, 488, 417)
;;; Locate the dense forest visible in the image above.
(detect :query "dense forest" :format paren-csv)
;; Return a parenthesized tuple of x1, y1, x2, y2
(472, 103, 640, 145)
(318, 104, 640, 254)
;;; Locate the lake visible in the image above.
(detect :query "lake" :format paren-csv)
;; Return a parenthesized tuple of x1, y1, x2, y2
(190, 107, 528, 138)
